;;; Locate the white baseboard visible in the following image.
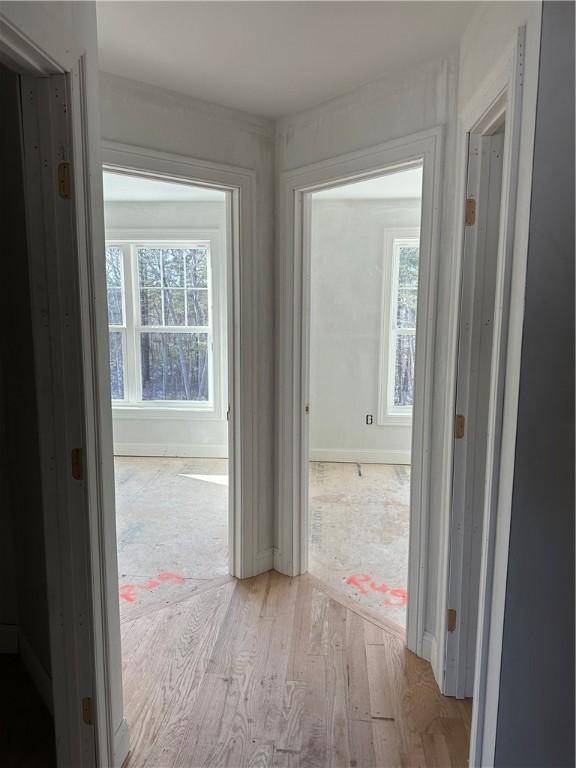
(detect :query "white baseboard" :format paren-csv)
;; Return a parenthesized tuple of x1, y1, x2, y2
(422, 630, 444, 692)
(254, 548, 274, 575)
(114, 717, 130, 768)
(430, 633, 444, 692)
(114, 442, 228, 459)
(309, 448, 411, 465)
(18, 631, 53, 714)
(421, 630, 436, 663)
(273, 547, 293, 577)
(0, 624, 18, 653)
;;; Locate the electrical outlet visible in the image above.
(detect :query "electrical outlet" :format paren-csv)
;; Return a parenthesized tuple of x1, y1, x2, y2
(366, 414, 374, 425)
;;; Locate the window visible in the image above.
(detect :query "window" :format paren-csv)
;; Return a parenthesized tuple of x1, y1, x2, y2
(105, 242, 214, 407)
(378, 229, 420, 424)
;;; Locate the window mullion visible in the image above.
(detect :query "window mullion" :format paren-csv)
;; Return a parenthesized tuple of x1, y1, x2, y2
(387, 242, 401, 415)
(160, 251, 165, 327)
(125, 245, 140, 404)
(184, 252, 189, 327)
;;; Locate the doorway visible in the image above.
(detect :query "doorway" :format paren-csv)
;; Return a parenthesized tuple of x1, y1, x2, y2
(306, 166, 423, 629)
(102, 170, 232, 623)
(276, 129, 442, 659)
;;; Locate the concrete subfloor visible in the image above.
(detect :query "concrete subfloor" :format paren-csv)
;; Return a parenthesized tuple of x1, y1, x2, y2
(114, 457, 409, 627)
(309, 461, 410, 627)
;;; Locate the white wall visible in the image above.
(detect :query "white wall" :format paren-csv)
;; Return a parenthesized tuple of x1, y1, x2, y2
(99, 71, 276, 565)
(104, 200, 229, 458)
(458, 1, 541, 111)
(309, 198, 420, 464)
(276, 54, 459, 646)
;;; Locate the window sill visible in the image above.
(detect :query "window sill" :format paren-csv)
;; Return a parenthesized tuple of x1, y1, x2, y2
(112, 404, 223, 421)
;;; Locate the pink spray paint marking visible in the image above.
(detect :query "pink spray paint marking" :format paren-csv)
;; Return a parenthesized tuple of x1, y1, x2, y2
(119, 584, 138, 604)
(119, 571, 186, 603)
(345, 574, 372, 594)
(345, 573, 408, 607)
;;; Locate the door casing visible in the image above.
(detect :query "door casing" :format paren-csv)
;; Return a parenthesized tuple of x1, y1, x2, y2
(100, 142, 257, 581)
(275, 127, 444, 662)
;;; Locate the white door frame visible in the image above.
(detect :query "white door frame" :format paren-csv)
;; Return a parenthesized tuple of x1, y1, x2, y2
(446, 128, 505, 701)
(0, 12, 104, 766)
(101, 141, 258, 581)
(276, 127, 443, 658)
(435, 23, 541, 767)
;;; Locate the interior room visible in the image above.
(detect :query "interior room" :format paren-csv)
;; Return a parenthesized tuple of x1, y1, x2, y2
(0, 3, 572, 768)
(102, 171, 231, 620)
(307, 166, 423, 628)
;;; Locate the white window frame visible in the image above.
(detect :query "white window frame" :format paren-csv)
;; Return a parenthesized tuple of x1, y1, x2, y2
(105, 245, 128, 403)
(105, 231, 226, 418)
(377, 227, 420, 426)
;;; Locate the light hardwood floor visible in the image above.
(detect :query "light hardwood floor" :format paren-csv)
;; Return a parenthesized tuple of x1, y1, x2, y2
(121, 571, 471, 767)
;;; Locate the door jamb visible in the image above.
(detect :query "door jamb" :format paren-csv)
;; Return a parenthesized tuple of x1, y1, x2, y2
(446, 127, 506, 701)
(276, 127, 443, 660)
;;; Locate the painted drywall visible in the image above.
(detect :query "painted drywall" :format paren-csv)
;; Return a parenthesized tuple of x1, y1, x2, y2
(458, 1, 542, 111)
(277, 54, 460, 646)
(494, 3, 574, 765)
(309, 198, 420, 463)
(0, 62, 52, 675)
(104, 200, 229, 458)
(276, 57, 455, 173)
(99, 72, 276, 560)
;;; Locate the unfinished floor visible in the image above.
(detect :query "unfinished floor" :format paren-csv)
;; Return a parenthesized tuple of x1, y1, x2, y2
(115, 458, 409, 627)
(121, 570, 471, 767)
(115, 456, 230, 619)
(309, 462, 410, 628)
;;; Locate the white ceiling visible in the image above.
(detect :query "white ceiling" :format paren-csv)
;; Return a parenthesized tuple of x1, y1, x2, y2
(313, 165, 422, 200)
(96, 1, 476, 119)
(103, 172, 226, 202)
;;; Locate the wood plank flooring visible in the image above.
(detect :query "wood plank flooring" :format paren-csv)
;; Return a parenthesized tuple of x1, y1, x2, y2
(121, 571, 471, 768)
